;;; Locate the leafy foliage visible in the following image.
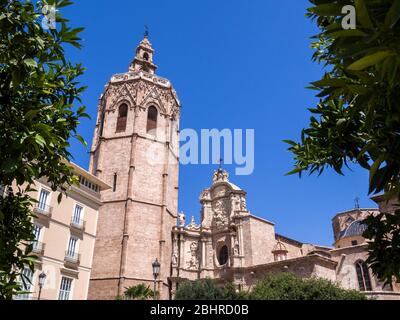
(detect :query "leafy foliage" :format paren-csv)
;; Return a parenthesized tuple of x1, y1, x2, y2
(174, 274, 366, 300)
(363, 209, 400, 283)
(174, 278, 248, 300)
(174, 278, 224, 300)
(285, 0, 400, 284)
(121, 284, 155, 300)
(250, 273, 367, 300)
(0, 188, 36, 299)
(0, 0, 86, 299)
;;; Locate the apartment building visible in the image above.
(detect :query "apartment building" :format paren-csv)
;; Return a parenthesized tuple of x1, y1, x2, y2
(12, 162, 109, 300)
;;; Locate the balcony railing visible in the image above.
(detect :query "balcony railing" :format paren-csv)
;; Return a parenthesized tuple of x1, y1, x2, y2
(64, 251, 81, 269)
(31, 241, 45, 255)
(70, 218, 86, 231)
(33, 203, 53, 217)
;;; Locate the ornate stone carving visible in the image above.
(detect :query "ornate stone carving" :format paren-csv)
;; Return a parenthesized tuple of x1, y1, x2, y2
(212, 186, 226, 198)
(107, 82, 137, 111)
(178, 212, 186, 228)
(186, 242, 199, 270)
(187, 216, 199, 231)
(200, 189, 211, 201)
(233, 239, 240, 256)
(172, 252, 178, 266)
(208, 244, 213, 267)
(231, 194, 241, 212)
(213, 169, 229, 183)
(172, 236, 179, 267)
(240, 195, 247, 211)
(213, 199, 229, 229)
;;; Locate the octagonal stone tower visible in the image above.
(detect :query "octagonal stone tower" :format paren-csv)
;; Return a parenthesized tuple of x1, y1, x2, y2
(88, 35, 181, 300)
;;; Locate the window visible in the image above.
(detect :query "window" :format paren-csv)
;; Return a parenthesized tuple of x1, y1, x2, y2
(355, 260, 372, 291)
(143, 52, 149, 61)
(116, 103, 128, 132)
(113, 173, 117, 192)
(146, 106, 158, 133)
(72, 205, 83, 225)
(33, 225, 41, 242)
(218, 245, 229, 266)
(79, 175, 100, 193)
(32, 224, 42, 252)
(274, 252, 287, 262)
(38, 189, 50, 210)
(15, 268, 34, 300)
(67, 237, 78, 258)
(58, 277, 73, 300)
(351, 240, 358, 246)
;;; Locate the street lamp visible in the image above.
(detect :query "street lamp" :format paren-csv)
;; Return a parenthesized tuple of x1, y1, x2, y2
(38, 271, 46, 300)
(152, 258, 160, 300)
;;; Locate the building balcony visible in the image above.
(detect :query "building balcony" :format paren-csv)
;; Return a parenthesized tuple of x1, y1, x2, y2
(31, 241, 45, 256)
(64, 251, 81, 269)
(70, 218, 86, 232)
(33, 203, 53, 218)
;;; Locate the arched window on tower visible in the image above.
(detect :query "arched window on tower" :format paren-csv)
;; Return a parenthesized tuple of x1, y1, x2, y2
(355, 260, 372, 291)
(147, 106, 158, 134)
(116, 103, 128, 132)
(143, 52, 149, 61)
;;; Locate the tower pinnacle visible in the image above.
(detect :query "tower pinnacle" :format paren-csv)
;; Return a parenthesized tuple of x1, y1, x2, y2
(129, 34, 157, 74)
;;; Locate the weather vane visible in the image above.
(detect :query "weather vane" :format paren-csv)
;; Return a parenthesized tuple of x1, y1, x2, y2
(144, 25, 149, 38)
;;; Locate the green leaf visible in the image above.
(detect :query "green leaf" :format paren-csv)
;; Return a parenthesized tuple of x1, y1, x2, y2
(309, 4, 343, 16)
(354, 0, 374, 29)
(75, 134, 87, 148)
(311, 79, 347, 87)
(385, 0, 400, 28)
(282, 140, 297, 147)
(23, 58, 37, 68)
(348, 51, 394, 71)
(285, 167, 304, 176)
(35, 134, 46, 147)
(326, 29, 367, 38)
(369, 155, 385, 184)
(57, 193, 63, 204)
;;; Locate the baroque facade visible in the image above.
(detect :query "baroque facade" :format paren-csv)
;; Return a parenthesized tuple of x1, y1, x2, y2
(171, 168, 400, 300)
(88, 35, 400, 300)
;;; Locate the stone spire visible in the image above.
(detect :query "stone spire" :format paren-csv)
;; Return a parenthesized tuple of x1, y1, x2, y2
(129, 34, 157, 74)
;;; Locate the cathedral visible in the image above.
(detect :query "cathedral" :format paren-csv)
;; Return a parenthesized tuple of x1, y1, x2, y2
(87, 35, 400, 300)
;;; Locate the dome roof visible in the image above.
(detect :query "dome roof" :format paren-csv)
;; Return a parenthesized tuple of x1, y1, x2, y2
(339, 220, 367, 239)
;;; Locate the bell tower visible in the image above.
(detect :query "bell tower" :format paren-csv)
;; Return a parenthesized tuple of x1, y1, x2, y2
(88, 34, 181, 300)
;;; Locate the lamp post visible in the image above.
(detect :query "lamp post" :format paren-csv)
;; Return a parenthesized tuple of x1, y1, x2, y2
(38, 271, 46, 300)
(152, 258, 160, 300)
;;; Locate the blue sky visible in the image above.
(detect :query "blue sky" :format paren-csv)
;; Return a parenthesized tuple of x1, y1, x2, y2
(64, 0, 376, 246)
